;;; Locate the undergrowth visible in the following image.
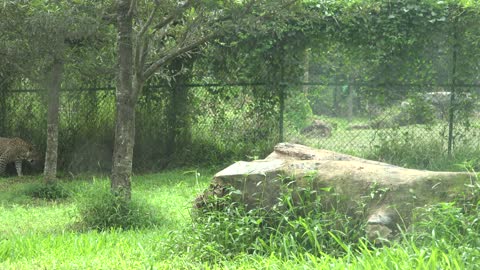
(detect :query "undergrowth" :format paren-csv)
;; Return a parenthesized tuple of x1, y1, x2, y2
(171, 185, 365, 262)
(368, 129, 480, 171)
(2, 167, 480, 268)
(73, 180, 161, 231)
(168, 189, 480, 266)
(24, 181, 70, 200)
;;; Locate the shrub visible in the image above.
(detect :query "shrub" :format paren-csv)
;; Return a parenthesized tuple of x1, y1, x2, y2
(285, 93, 314, 131)
(74, 181, 160, 231)
(369, 130, 445, 169)
(25, 181, 69, 200)
(405, 94, 436, 125)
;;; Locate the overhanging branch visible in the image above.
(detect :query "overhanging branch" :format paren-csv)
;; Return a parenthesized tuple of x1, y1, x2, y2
(143, 33, 215, 79)
(152, 0, 193, 32)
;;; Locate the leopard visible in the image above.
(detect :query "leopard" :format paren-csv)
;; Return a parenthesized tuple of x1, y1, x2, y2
(0, 137, 40, 177)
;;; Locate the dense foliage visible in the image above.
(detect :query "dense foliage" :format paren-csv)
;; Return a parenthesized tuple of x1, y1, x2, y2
(0, 0, 479, 172)
(1, 2, 480, 268)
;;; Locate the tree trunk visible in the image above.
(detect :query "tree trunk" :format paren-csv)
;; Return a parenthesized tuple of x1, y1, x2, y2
(448, 20, 458, 158)
(111, 0, 134, 200)
(302, 48, 310, 95)
(333, 75, 339, 117)
(347, 84, 354, 121)
(197, 143, 476, 243)
(44, 57, 64, 183)
(0, 91, 7, 133)
(165, 59, 193, 161)
(165, 83, 191, 159)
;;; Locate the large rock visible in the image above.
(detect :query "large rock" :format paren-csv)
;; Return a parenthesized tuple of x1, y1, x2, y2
(196, 143, 476, 242)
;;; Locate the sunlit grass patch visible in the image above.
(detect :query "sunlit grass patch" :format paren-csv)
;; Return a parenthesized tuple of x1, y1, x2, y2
(1, 168, 480, 269)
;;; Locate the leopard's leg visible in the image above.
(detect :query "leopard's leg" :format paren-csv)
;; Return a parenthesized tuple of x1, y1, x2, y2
(0, 155, 6, 176)
(15, 160, 23, 176)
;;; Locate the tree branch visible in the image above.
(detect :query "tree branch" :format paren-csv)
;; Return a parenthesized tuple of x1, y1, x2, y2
(138, 3, 159, 39)
(143, 33, 215, 79)
(139, 36, 149, 72)
(134, 3, 158, 78)
(9, 61, 43, 86)
(127, 0, 136, 18)
(152, 0, 193, 32)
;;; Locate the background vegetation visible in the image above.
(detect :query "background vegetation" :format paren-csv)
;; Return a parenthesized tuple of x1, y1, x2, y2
(1, 0, 480, 268)
(2, 0, 480, 174)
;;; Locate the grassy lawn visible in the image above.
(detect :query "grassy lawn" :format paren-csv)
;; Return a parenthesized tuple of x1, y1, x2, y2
(1, 169, 479, 269)
(0, 171, 210, 269)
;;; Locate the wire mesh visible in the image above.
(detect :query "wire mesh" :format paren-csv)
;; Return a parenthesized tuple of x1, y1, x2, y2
(1, 80, 479, 173)
(284, 84, 480, 168)
(0, 84, 280, 173)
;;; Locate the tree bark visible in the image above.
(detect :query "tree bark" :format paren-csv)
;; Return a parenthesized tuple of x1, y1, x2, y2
(0, 91, 7, 133)
(198, 143, 476, 243)
(111, 0, 134, 200)
(302, 48, 310, 95)
(111, 0, 211, 199)
(165, 59, 194, 160)
(44, 57, 64, 183)
(333, 74, 340, 117)
(347, 84, 354, 121)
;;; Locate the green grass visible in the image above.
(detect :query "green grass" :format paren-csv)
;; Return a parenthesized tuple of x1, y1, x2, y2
(1, 168, 480, 269)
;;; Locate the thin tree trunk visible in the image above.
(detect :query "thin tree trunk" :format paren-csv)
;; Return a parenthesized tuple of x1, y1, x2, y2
(302, 48, 310, 96)
(333, 75, 339, 117)
(278, 84, 285, 142)
(165, 59, 193, 160)
(111, 0, 134, 200)
(347, 78, 354, 121)
(172, 84, 191, 151)
(447, 19, 458, 158)
(44, 57, 64, 183)
(347, 86, 353, 120)
(166, 84, 191, 159)
(0, 91, 7, 133)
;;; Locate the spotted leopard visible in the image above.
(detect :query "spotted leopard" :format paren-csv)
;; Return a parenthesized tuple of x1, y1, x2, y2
(0, 137, 40, 176)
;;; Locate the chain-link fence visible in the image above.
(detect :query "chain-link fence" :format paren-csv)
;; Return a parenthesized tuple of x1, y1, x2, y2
(284, 83, 480, 169)
(0, 84, 280, 173)
(1, 81, 479, 173)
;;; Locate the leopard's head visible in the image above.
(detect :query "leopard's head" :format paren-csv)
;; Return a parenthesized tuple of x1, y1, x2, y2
(23, 144, 41, 166)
